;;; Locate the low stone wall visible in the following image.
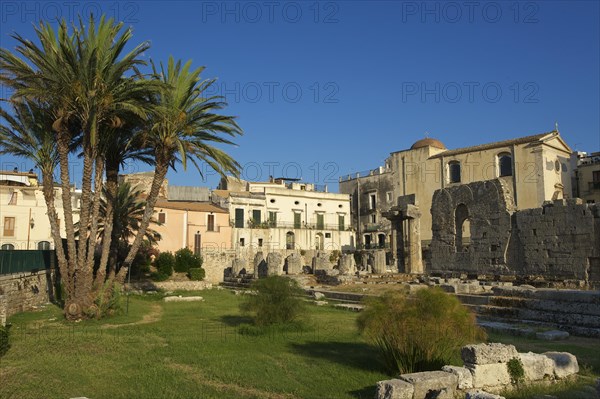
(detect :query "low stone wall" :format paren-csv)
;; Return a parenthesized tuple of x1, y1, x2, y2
(0, 270, 56, 324)
(376, 343, 579, 399)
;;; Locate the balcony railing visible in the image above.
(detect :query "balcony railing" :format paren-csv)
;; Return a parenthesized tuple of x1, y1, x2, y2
(239, 220, 351, 231)
(363, 223, 381, 232)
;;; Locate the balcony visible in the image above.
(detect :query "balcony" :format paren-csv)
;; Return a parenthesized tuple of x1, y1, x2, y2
(243, 221, 349, 231)
(363, 223, 381, 232)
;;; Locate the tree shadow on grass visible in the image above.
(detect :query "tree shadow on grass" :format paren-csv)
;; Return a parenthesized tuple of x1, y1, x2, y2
(288, 340, 387, 374)
(220, 315, 254, 327)
(348, 385, 378, 399)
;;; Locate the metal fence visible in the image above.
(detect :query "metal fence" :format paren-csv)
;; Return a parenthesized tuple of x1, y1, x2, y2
(0, 250, 56, 275)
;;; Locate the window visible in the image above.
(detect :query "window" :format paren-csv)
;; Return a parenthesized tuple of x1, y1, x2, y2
(8, 190, 17, 205)
(252, 209, 261, 224)
(239, 237, 245, 247)
(294, 212, 302, 229)
(268, 211, 277, 227)
(370, 214, 376, 224)
(258, 238, 263, 247)
(3, 217, 15, 237)
(386, 192, 393, 203)
(194, 233, 202, 255)
(449, 161, 461, 183)
(594, 171, 600, 182)
(498, 153, 513, 177)
(1, 243, 14, 250)
(338, 215, 345, 231)
(158, 212, 166, 224)
(235, 208, 244, 228)
(37, 241, 51, 250)
(207, 214, 215, 231)
(286, 232, 295, 250)
(369, 193, 377, 210)
(316, 214, 324, 230)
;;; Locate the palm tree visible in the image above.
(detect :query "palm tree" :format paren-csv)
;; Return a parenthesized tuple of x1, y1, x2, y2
(119, 57, 243, 280)
(1, 16, 161, 319)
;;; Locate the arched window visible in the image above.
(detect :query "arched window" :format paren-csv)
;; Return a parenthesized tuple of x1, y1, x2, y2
(1, 243, 15, 250)
(315, 233, 324, 250)
(377, 233, 386, 248)
(498, 153, 513, 177)
(37, 241, 51, 250)
(286, 231, 295, 250)
(448, 161, 461, 183)
(455, 204, 471, 252)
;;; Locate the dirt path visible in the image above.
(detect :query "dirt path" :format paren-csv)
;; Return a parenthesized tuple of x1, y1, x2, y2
(168, 361, 300, 399)
(101, 303, 163, 329)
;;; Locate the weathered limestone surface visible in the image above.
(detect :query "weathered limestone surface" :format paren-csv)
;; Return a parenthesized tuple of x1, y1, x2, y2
(153, 281, 212, 291)
(442, 365, 473, 389)
(163, 296, 204, 302)
(461, 343, 519, 365)
(543, 352, 579, 378)
(536, 330, 570, 341)
(371, 250, 387, 274)
(518, 352, 554, 381)
(267, 252, 284, 276)
(285, 253, 303, 275)
(254, 252, 267, 277)
(465, 390, 506, 399)
(398, 371, 458, 399)
(466, 363, 511, 389)
(312, 251, 333, 272)
(0, 295, 6, 326)
(375, 379, 414, 399)
(338, 254, 356, 275)
(0, 271, 55, 320)
(231, 258, 246, 276)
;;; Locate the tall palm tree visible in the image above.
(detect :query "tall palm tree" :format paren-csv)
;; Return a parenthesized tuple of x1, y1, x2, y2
(1, 16, 161, 319)
(119, 57, 243, 280)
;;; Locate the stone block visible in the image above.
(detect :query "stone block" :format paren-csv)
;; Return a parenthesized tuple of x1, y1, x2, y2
(398, 370, 458, 399)
(461, 343, 518, 365)
(536, 330, 569, 341)
(543, 352, 579, 379)
(163, 296, 203, 302)
(466, 363, 511, 389)
(285, 253, 303, 275)
(371, 250, 387, 274)
(254, 252, 267, 277)
(465, 390, 506, 399)
(442, 365, 473, 389)
(375, 379, 414, 399)
(266, 252, 283, 276)
(518, 352, 554, 381)
(338, 254, 356, 275)
(231, 258, 247, 276)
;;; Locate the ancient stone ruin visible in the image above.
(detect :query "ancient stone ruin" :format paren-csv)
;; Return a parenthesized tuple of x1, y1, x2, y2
(376, 342, 580, 399)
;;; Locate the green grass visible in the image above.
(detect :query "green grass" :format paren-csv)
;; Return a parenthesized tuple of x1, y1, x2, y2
(2, 291, 598, 399)
(0, 290, 387, 399)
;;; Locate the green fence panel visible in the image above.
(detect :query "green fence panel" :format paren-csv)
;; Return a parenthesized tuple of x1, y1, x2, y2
(0, 250, 56, 275)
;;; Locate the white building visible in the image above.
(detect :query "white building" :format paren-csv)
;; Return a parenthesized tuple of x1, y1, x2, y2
(0, 170, 81, 250)
(213, 177, 355, 254)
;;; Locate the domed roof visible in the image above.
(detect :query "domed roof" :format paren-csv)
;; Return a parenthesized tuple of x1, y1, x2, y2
(410, 138, 446, 150)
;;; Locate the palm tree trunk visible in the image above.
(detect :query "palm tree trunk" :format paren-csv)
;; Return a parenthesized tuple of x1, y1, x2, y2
(87, 158, 104, 283)
(40, 170, 71, 300)
(117, 160, 169, 282)
(56, 130, 80, 319)
(96, 157, 118, 288)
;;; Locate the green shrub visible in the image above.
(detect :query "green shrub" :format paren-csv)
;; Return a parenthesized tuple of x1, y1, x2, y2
(0, 324, 10, 358)
(153, 252, 175, 281)
(507, 357, 525, 385)
(188, 267, 205, 281)
(329, 250, 341, 263)
(240, 276, 306, 327)
(357, 287, 487, 375)
(174, 248, 203, 273)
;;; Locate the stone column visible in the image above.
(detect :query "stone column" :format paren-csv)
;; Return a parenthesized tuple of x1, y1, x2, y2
(405, 204, 424, 274)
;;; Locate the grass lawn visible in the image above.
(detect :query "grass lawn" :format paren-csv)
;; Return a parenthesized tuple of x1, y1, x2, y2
(1, 289, 598, 399)
(0, 289, 388, 399)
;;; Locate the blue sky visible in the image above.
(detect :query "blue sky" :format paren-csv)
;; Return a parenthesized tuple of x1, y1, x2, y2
(1, 1, 599, 191)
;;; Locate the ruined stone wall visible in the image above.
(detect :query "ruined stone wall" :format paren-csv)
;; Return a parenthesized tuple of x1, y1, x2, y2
(430, 180, 599, 282)
(0, 270, 56, 321)
(509, 199, 599, 280)
(430, 179, 515, 274)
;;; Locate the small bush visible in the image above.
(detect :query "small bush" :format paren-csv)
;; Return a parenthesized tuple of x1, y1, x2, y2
(0, 324, 10, 358)
(329, 250, 341, 264)
(188, 267, 205, 281)
(174, 248, 203, 273)
(240, 276, 306, 327)
(153, 252, 175, 281)
(358, 287, 486, 375)
(507, 357, 525, 385)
